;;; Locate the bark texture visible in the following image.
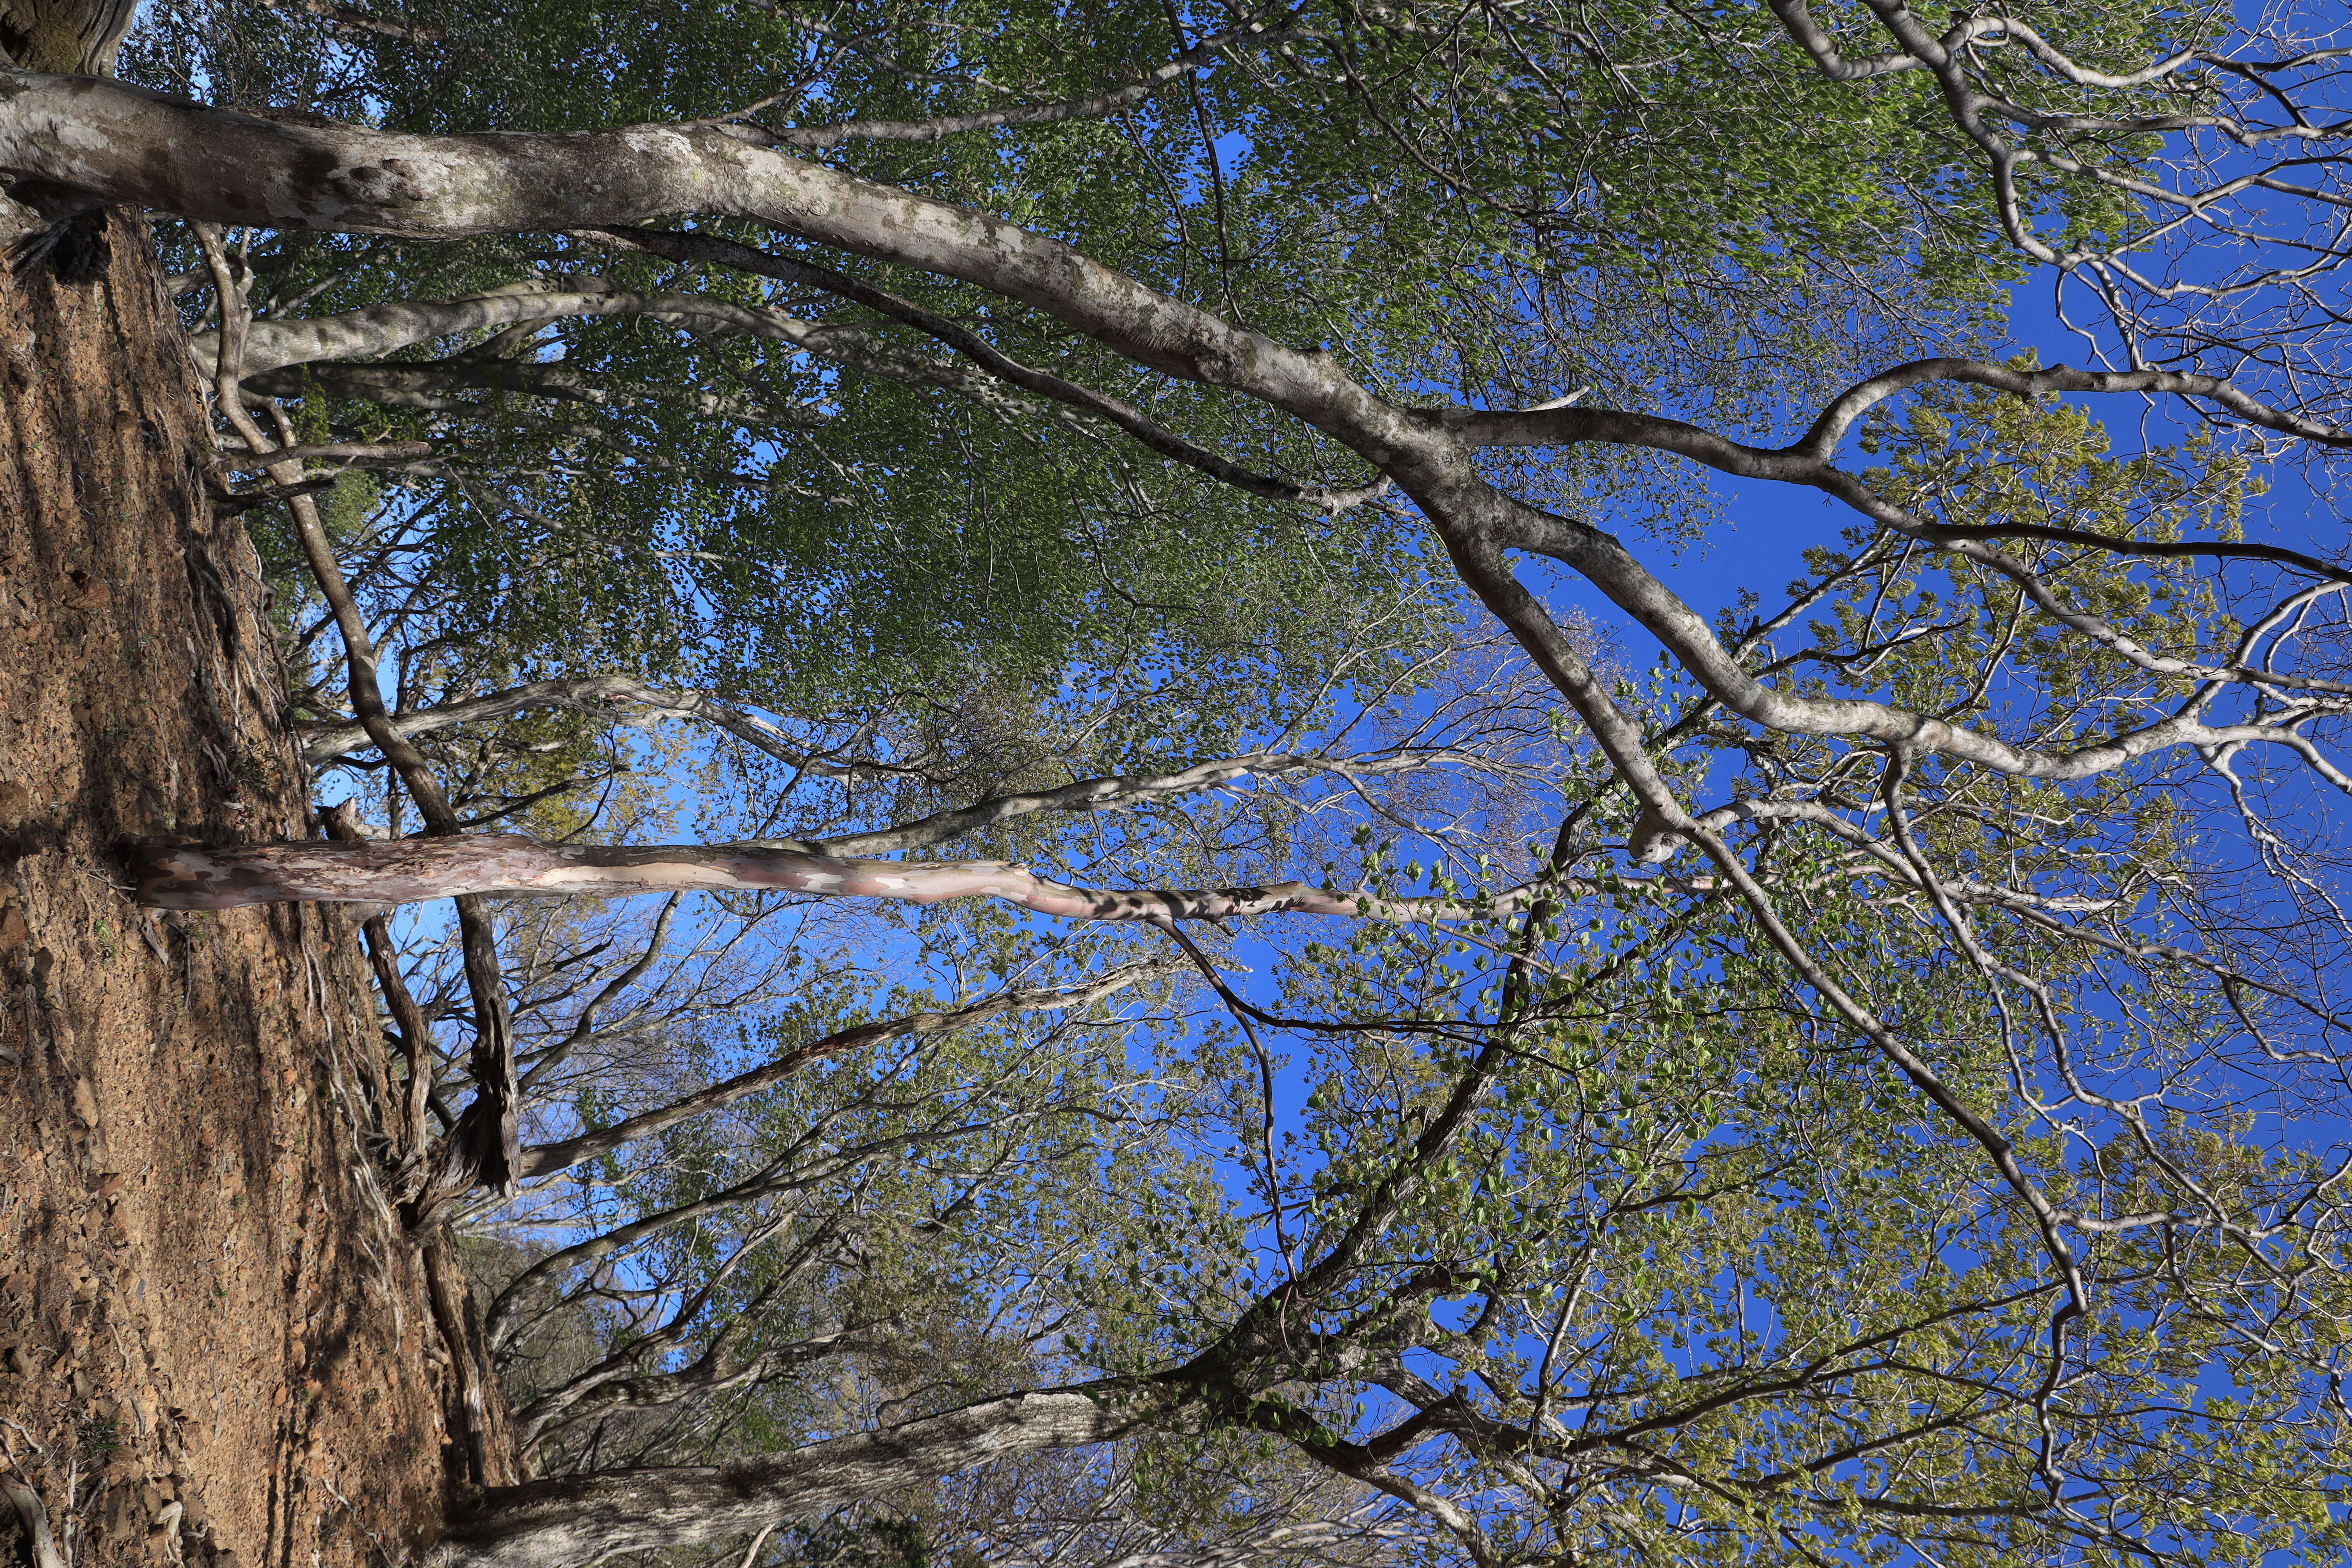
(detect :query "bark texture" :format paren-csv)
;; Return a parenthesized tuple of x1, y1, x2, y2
(131, 835, 1399, 922)
(0, 0, 134, 73)
(0, 213, 459, 1566)
(428, 1389, 1144, 1568)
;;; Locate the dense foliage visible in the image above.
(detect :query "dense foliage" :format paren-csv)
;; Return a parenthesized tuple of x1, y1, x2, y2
(71, 0, 2352, 1563)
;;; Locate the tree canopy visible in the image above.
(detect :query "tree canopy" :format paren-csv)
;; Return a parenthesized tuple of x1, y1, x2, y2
(7, 0, 2352, 1563)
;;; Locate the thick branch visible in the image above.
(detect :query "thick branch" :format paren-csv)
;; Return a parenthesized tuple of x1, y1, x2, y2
(214, 438, 434, 470)
(428, 1387, 1153, 1568)
(0, 72, 1417, 451)
(129, 833, 1511, 923)
(59, 82, 2329, 796)
(193, 285, 849, 377)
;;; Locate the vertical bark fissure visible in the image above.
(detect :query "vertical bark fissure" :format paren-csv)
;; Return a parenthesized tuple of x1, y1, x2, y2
(421, 1236, 496, 1489)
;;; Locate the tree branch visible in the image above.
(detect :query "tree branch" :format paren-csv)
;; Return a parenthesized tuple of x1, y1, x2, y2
(428, 1387, 1156, 1568)
(130, 833, 1508, 923)
(243, 357, 823, 427)
(574, 224, 1389, 509)
(299, 673, 935, 776)
(192, 222, 523, 1203)
(517, 962, 1168, 1178)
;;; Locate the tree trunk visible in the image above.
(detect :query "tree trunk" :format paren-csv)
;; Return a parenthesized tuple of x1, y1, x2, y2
(428, 1388, 1148, 1568)
(0, 212, 464, 1564)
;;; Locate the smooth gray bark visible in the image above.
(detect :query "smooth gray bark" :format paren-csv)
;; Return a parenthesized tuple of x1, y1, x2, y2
(427, 1388, 1149, 1568)
(190, 286, 851, 376)
(130, 833, 1496, 922)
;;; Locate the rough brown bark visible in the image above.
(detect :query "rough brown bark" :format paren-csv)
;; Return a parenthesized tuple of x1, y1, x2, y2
(0, 214, 462, 1565)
